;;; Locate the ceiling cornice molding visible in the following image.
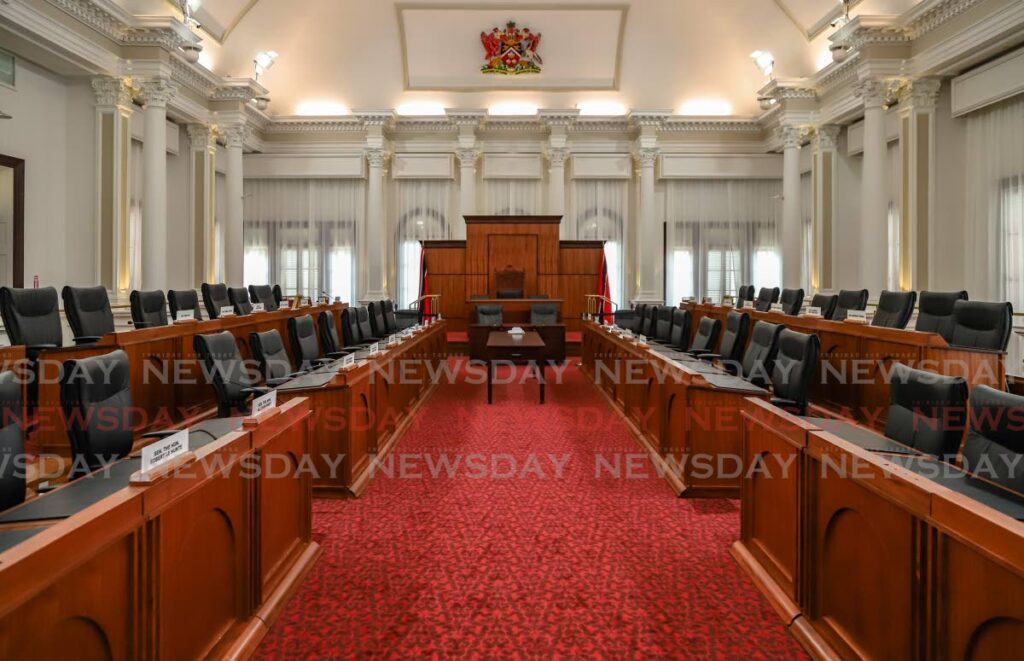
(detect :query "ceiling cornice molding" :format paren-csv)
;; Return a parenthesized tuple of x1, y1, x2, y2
(660, 117, 763, 133)
(901, 0, 984, 40)
(830, 15, 909, 50)
(45, 0, 200, 51)
(262, 117, 366, 134)
(211, 77, 267, 103)
(568, 117, 632, 134)
(390, 117, 458, 134)
(759, 78, 819, 102)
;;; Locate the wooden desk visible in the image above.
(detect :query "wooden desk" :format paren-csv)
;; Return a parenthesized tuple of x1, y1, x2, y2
(274, 321, 448, 497)
(581, 321, 769, 497)
(484, 331, 547, 404)
(733, 398, 1024, 658)
(685, 302, 1006, 430)
(466, 298, 564, 325)
(469, 323, 566, 363)
(30, 303, 347, 458)
(0, 398, 318, 658)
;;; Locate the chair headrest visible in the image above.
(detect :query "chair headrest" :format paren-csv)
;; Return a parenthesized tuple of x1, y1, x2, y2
(969, 385, 1024, 448)
(61, 350, 130, 403)
(919, 290, 968, 316)
(837, 289, 869, 308)
(63, 286, 111, 313)
(132, 290, 166, 312)
(254, 329, 286, 355)
(2, 286, 59, 317)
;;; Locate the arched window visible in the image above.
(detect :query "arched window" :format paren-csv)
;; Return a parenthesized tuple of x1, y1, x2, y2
(395, 180, 452, 308)
(573, 179, 627, 306)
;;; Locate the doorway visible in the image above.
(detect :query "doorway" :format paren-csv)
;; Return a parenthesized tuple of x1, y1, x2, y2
(0, 154, 24, 287)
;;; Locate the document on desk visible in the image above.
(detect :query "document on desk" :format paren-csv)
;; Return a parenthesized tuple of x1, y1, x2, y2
(701, 374, 769, 394)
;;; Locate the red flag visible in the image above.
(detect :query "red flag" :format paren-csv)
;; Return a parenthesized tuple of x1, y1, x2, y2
(598, 252, 613, 323)
(419, 248, 431, 319)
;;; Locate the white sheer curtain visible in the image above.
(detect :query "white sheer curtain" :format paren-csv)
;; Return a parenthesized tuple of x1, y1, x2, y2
(572, 179, 628, 306)
(243, 179, 363, 303)
(965, 96, 1024, 305)
(394, 179, 454, 309)
(484, 179, 542, 215)
(665, 179, 782, 305)
(801, 171, 812, 291)
(886, 140, 902, 291)
(128, 140, 144, 290)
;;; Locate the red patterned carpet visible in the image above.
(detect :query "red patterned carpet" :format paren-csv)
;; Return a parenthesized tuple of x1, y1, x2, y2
(257, 358, 804, 659)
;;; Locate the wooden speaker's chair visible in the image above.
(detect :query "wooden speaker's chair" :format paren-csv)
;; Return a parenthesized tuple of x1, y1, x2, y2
(495, 265, 525, 298)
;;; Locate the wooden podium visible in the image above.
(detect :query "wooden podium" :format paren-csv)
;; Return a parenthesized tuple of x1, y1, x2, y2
(421, 215, 605, 332)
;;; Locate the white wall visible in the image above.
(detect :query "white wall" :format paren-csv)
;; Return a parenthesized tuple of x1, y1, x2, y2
(833, 131, 864, 290)
(166, 128, 190, 290)
(932, 82, 968, 291)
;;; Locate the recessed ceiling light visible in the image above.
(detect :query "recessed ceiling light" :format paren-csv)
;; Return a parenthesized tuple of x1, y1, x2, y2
(294, 100, 350, 116)
(678, 99, 733, 116)
(577, 101, 627, 116)
(396, 102, 447, 116)
(488, 102, 538, 116)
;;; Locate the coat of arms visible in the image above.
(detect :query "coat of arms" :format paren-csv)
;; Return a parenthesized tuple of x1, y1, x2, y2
(480, 21, 542, 75)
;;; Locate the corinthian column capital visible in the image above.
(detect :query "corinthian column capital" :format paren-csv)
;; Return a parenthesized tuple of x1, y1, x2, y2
(92, 77, 135, 109)
(137, 78, 178, 109)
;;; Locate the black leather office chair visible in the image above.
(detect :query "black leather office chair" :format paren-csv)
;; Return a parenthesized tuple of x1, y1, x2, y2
(168, 289, 203, 321)
(915, 290, 969, 342)
(227, 287, 254, 316)
(368, 301, 391, 339)
(320, 310, 362, 355)
(641, 306, 658, 337)
(779, 288, 804, 316)
(651, 306, 674, 343)
(833, 289, 869, 321)
(129, 290, 168, 329)
(496, 288, 522, 299)
(652, 309, 691, 353)
(60, 349, 135, 476)
(0, 286, 63, 357)
(630, 304, 647, 333)
(530, 303, 558, 325)
(249, 330, 304, 387)
(961, 385, 1024, 493)
(872, 290, 917, 329)
(194, 331, 268, 417)
(201, 283, 231, 319)
(62, 285, 114, 344)
(273, 285, 284, 307)
(341, 308, 373, 349)
(738, 285, 755, 304)
(289, 314, 346, 370)
(769, 329, 820, 416)
(741, 321, 784, 388)
(0, 370, 25, 511)
(356, 307, 384, 341)
(949, 300, 1012, 351)
(382, 300, 399, 333)
(755, 287, 780, 312)
(884, 363, 968, 459)
(810, 293, 838, 319)
(477, 304, 503, 326)
(696, 311, 751, 372)
(687, 317, 721, 355)
(248, 285, 279, 312)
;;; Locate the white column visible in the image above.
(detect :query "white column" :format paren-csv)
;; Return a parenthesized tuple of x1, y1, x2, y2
(363, 149, 390, 300)
(138, 78, 177, 291)
(548, 148, 569, 220)
(635, 147, 662, 303)
(781, 125, 803, 289)
(858, 79, 890, 295)
(811, 125, 840, 292)
(187, 124, 217, 287)
(221, 124, 246, 286)
(91, 77, 135, 292)
(898, 78, 941, 290)
(456, 148, 478, 229)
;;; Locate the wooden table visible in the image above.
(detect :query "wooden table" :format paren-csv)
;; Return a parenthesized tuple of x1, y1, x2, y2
(484, 331, 547, 404)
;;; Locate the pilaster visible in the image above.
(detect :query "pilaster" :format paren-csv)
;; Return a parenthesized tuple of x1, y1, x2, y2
(898, 77, 941, 290)
(92, 76, 136, 293)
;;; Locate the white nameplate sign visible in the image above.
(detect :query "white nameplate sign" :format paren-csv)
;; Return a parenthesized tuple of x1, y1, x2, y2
(770, 303, 784, 313)
(176, 310, 195, 322)
(342, 353, 356, 369)
(142, 429, 189, 473)
(252, 390, 277, 416)
(638, 335, 648, 346)
(847, 309, 868, 323)
(220, 306, 235, 317)
(368, 342, 379, 355)
(806, 306, 822, 317)
(252, 302, 265, 312)
(742, 300, 753, 309)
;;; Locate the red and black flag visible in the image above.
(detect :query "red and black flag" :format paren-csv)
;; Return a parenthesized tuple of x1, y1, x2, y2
(418, 249, 431, 319)
(597, 252, 613, 324)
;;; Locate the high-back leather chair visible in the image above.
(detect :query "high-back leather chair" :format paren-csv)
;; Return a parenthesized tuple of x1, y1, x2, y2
(248, 285, 279, 312)
(60, 350, 134, 476)
(779, 288, 804, 316)
(884, 363, 968, 459)
(653, 306, 674, 342)
(769, 329, 820, 416)
(0, 286, 63, 355)
(62, 285, 114, 344)
(755, 287, 780, 312)
(833, 289, 869, 321)
(341, 308, 371, 348)
(494, 265, 525, 298)
(288, 314, 340, 369)
(915, 290, 968, 342)
(631, 304, 647, 333)
(810, 293, 838, 319)
(738, 285, 755, 304)
(319, 311, 360, 355)
(382, 300, 399, 333)
(476, 304, 503, 326)
(696, 311, 750, 371)
(228, 287, 254, 316)
(949, 300, 1012, 351)
(667, 309, 692, 350)
(249, 330, 300, 386)
(742, 321, 784, 388)
(961, 385, 1024, 493)
(530, 303, 558, 325)
(368, 301, 390, 338)
(641, 306, 658, 337)
(356, 307, 380, 341)
(201, 283, 232, 319)
(194, 331, 263, 417)
(272, 285, 284, 307)
(872, 290, 917, 329)
(688, 317, 721, 354)
(168, 289, 203, 321)
(129, 290, 168, 329)
(0, 370, 25, 511)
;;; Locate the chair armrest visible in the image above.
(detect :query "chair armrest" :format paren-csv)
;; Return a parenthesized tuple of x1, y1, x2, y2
(140, 429, 180, 440)
(241, 386, 273, 397)
(27, 344, 59, 352)
(696, 352, 720, 362)
(72, 336, 103, 345)
(325, 351, 351, 359)
(133, 321, 155, 329)
(267, 377, 294, 387)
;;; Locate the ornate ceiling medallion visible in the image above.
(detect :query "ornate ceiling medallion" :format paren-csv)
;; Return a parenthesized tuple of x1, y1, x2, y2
(480, 21, 542, 76)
